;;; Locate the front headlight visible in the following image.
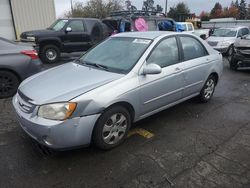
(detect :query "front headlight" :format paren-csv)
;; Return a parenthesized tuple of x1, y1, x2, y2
(220, 41, 231, 47)
(38, 102, 77, 120)
(26, 36, 36, 42)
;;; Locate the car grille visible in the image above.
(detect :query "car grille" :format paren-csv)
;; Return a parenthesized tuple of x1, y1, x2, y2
(207, 41, 218, 46)
(17, 91, 36, 113)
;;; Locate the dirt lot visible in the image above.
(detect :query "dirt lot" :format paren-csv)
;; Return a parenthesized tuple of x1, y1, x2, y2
(0, 58, 250, 188)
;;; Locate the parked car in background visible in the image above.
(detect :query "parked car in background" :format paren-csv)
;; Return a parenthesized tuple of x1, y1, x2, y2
(0, 37, 42, 98)
(20, 18, 110, 64)
(230, 34, 250, 70)
(13, 32, 223, 150)
(206, 26, 250, 56)
(193, 29, 210, 40)
(176, 22, 194, 33)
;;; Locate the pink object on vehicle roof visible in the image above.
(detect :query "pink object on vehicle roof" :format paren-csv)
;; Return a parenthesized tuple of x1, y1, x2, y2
(135, 18, 148, 32)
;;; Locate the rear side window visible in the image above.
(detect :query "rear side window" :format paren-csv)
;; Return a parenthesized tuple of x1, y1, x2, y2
(67, 20, 85, 32)
(187, 24, 193, 31)
(180, 36, 208, 61)
(0, 38, 15, 49)
(147, 37, 179, 68)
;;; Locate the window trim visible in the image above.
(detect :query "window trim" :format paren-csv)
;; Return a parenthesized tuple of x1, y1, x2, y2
(65, 20, 85, 32)
(177, 35, 209, 62)
(146, 35, 182, 68)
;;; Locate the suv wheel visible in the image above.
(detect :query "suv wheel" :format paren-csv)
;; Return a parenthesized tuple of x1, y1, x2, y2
(40, 44, 60, 64)
(93, 106, 131, 150)
(198, 75, 216, 103)
(0, 70, 19, 99)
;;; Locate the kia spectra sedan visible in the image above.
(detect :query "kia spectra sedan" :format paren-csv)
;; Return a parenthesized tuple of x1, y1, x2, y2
(13, 32, 223, 150)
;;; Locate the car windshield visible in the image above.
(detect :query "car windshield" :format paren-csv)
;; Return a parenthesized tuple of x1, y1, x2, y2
(211, 28, 237, 37)
(79, 37, 152, 73)
(49, 19, 68, 31)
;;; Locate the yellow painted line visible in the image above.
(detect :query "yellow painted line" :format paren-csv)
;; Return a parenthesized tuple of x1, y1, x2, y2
(127, 128, 154, 139)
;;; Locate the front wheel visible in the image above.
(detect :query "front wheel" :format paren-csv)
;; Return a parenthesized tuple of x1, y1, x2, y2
(198, 75, 216, 103)
(93, 106, 131, 150)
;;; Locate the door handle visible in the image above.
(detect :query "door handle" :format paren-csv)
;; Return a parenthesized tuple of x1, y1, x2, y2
(174, 67, 181, 73)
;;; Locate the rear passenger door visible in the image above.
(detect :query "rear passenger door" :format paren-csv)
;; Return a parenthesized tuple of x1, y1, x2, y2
(178, 36, 211, 98)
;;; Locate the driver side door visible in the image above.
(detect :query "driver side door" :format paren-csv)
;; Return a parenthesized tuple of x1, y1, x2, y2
(139, 36, 185, 117)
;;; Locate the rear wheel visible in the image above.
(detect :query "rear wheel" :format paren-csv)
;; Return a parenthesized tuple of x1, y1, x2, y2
(93, 106, 131, 150)
(0, 70, 20, 99)
(40, 44, 60, 64)
(198, 75, 216, 103)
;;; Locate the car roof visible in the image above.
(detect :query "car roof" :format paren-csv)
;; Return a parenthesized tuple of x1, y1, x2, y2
(217, 26, 248, 29)
(112, 31, 174, 40)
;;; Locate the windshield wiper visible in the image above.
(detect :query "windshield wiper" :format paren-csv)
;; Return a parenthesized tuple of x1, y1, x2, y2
(83, 61, 109, 71)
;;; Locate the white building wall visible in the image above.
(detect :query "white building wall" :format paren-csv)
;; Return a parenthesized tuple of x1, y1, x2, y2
(0, 0, 16, 40)
(11, 0, 56, 39)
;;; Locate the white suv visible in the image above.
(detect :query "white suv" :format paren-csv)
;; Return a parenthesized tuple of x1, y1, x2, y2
(207, 26, 250, 56)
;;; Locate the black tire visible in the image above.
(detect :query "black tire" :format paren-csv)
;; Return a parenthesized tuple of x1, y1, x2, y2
(40, 44, 60, 64)
(226, 45, 234, 56)
(198, 75, 216, 103)
(0, 70, 20, 99)
(229, 56, 238, 70)
(93, 106, 131, 150)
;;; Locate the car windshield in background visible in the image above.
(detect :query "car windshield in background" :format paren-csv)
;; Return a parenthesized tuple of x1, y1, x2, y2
(211, 28, 237, 37)
(49, 19, 68, 31)
(80, 37, 152, 73)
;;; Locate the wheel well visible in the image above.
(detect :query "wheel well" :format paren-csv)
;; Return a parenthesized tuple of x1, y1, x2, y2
(107, 102, 135, 122)
(39, 40, 60, 51)
(210, 72, 219, 85)
(0, 68, 21, 82)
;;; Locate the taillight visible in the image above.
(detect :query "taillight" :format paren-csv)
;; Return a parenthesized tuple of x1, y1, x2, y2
(21, 50, 38, 60)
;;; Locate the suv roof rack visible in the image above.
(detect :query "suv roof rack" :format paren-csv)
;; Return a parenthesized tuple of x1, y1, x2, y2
(110, 10, 166, 18)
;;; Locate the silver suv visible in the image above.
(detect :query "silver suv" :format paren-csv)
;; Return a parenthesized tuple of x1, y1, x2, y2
(207, 26, 250, 56)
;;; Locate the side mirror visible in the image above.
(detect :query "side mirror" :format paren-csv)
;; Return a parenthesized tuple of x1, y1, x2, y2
(65, 27, 72, 33)
(142, 63, 162, 75)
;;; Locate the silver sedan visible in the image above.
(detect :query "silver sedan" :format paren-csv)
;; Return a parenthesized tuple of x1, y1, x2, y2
(12, 32, 223, 150)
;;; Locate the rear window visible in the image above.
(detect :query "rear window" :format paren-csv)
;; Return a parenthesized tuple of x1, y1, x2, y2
(0, 38, 16, 49)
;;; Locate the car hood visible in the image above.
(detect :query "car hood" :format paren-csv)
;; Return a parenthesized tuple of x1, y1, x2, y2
(21, 29, 56, 38)
(207, 36, 235, 43)
(18, 63, 124, 104)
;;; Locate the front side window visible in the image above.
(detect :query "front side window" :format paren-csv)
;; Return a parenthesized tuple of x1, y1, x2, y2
(180, 36, 208, 61)
(49, 19, 68, 31)
(67, 20, 85, 32)
(80, 37, 151, 73)
(147, 37, 179, 68)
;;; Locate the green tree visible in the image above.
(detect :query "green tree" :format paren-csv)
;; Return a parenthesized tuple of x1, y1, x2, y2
(167, 2, 190, 21)
(210, 2, 223, 18)
(142, 0, 156, 11)
(200, 11, 210, 21)
(65, 0, 123, 19)
(239, 0, 247, 19)
(125, 0, 137, 11)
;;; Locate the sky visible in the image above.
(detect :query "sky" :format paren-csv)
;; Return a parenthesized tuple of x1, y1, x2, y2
(54, 0, 234, 18)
